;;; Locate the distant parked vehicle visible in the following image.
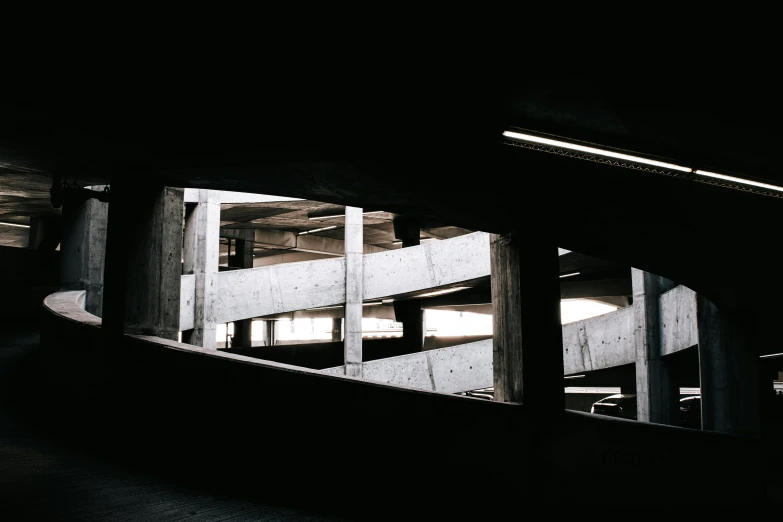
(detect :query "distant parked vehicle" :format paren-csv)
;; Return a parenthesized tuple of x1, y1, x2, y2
(590, 394, 637, 420)
(679, 396, 701, 429)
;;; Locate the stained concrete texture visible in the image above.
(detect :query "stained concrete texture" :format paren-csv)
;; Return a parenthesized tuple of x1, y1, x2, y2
(181, 232, 491, 327)
(322, 339, 491, 393)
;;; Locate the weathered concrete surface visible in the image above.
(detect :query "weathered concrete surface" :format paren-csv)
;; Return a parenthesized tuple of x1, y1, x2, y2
(182, 231, 491, 326)
(632, 269, 678, 425)
(562, 307, 634, 375)
(103, 185, 182, 341)
(212, 257, 346, 324)
(344, 206, 363, 377)
(661, 285, 698, 356)
(363, 232, 490, 299)
(322, 340, 492, 393)
(59, 193, 108, 316)
(182, 189, 220, 348)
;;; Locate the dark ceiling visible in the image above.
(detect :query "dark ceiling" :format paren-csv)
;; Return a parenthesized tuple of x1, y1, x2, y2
(2, 73, 783, 316)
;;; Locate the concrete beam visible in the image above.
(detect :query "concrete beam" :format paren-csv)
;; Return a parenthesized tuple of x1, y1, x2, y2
(182, 232, 491, 326)
(562, 307, 635, 375)
(322, 340, 492, 393)
(220, 227, 387, 255)
(184, 189, 301, 204)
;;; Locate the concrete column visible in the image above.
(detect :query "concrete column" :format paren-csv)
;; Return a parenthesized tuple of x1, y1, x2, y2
(182, 190, 220, 348)
(229, 238, 254, 348)
(344, 206, 363, 377)
(59, 190, 108, 316)
(28, 216, 61, 251)
(697, 297, 760, 435)
(331, 317, 343, 342)
(490, 232, 564, 411)
(393, 215, 424, 353)
(632, 268, 678, 424)
(101, 182, 183, 340)
(261, 319, 277, 347)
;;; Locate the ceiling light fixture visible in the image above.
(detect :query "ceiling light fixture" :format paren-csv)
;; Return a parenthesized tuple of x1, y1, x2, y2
(505, 130, 783, 195)
(694, 170, 783, 193)
(559, 272, 580, 278)
(0, 221, 30, 228)
(417, 287, 468, 298)
(298, 225, 338, 235)
(392, 238, 437, 245)
(503, 131, 692, 173)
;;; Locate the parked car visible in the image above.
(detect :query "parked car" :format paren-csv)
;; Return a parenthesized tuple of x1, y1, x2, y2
(590, 394, 637, 420)
(679, 395, 701, 429)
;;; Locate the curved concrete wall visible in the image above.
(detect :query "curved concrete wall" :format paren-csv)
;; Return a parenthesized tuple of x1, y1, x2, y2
(37, 289, 763, 511)
(180, 232, 491, 328)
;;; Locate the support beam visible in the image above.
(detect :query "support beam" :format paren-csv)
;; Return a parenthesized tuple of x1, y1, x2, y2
(59, 190, 108, 316)
(182, 190, 220, 348)
(344, 206, 363, 377)
(260, 319, 277, 347)
(490, 232, 564, 412)
(697, 298, 760, 435)
(220, 227, 386, 256)
(632, 268, 678, 424)
(101, 183, 183, 340)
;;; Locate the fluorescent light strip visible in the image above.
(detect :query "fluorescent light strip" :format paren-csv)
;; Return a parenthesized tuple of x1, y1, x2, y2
(417, 287, 468, 298)
(694, 170, 783, 193)
(503, 131, 692, 173)
(564, 375, 585, 379)
(505, 130, 783, 195)
(559, 272, 580, 278)
(298, 225, 338, 235)
(392, 238, 437, 244)
(309, 210, 387, 220)
(0, 221, 30, 228)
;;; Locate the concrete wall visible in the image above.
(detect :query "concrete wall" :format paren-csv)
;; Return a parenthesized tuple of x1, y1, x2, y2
(562, 307, 635, 375)
(322, 340, 492, 393)
(36, 290, 764, 513)
(0, 245, 59, 325)
(179, 232, 491, 327)
(661, 285, 699, 356)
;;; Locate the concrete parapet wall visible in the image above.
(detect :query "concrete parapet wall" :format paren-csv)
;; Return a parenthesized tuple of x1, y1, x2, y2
(179, 232, 492, 326)
(37, 289, 764, 511)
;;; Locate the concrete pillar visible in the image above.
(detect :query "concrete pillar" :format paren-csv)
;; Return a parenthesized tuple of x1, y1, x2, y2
(182, 190, 220, 348)
(490, 232, 564, 411)
(697, 297, 760, 435)
(632, 268, 678, 424)
(331, 317, 343, 342)
(344, 206, 363, 377)
(260, 319, 277, 347)
(229, 238, 254, 348)
(101, 182, 183, 340)
(393, 215, 425, 353)
(59, 190, 108, 316)
(28, 216, 61, 251)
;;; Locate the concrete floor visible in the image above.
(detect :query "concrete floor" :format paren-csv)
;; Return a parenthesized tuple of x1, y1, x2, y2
(0, 327, 343, 521)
